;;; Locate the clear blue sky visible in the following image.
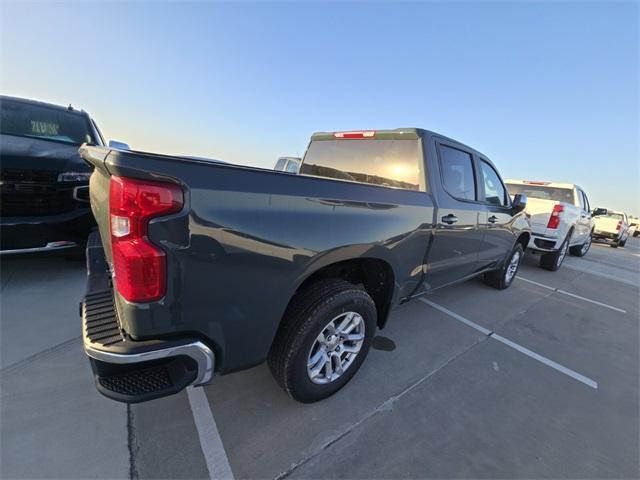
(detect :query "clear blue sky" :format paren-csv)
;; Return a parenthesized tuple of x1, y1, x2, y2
(1, 1, 638, 215)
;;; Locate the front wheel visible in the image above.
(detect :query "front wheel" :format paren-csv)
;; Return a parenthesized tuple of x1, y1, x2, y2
(540, 236, 569, 271)
(483, 243, 524, 290)
(268, 279, 377, 403)
(569, 233, 592, 257)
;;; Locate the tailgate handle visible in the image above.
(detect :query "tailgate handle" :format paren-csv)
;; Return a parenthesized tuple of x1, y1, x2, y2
(441, 214, 458, 225)
(488, 215, 498, 224)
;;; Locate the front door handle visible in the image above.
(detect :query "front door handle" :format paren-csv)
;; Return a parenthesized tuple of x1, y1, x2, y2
(441, 214, 458, 225)
(488, 215, 498, 224)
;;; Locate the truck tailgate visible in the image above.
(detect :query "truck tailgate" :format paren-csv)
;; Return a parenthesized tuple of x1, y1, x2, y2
(523, 197, 557, 230)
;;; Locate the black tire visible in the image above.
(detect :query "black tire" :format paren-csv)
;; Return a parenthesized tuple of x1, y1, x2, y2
(540, 236, 569, 271)
(619, 239, 626, 247)
(268, 279, 377, 403)
(483, 243, 524, 290)
(569, 232, 593, 257)
(611, 242, 619, 248)
(633, 231, 639, 238)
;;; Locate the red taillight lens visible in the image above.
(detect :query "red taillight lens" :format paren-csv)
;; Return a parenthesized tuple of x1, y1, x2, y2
(333, 130, 375, 139)
(547, 204, 564, 229)
(616, 220, 622, 231)
(109, 176, 183, 302)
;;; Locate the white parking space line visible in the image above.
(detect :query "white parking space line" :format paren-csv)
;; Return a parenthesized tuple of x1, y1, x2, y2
(187, 386, 234, 480)
(491, 334, 598, 389)
(419, 298, 599, 390)
(517, 276, 627, 314)
(420, 299, 492, 335)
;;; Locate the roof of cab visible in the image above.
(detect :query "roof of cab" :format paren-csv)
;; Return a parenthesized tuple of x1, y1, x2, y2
(310, 128, 491, 158)
(0, 95, 87, 116)
(504, 179, 583, 190)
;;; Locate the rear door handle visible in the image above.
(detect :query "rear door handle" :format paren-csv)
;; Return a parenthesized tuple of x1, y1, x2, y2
(441, 214, 458, 225)
(488, 215, 498, 224)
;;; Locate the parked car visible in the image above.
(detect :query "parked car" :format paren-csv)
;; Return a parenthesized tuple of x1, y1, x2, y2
(0, 95, 105, 254)
(274, 156, 301, 173)
(79, 128, 530, 404)
(628, 216, 639, 237)
(592, 209, 630, 247)
(504, 180, 594, 271)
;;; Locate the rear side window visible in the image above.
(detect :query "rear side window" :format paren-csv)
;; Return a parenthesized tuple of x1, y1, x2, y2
(479, 160, 508, 206)
(300, 139, 423, 191)
(438, 145, 476, 201)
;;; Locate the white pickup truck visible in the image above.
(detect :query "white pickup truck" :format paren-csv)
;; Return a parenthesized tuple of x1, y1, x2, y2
(505, 180, 595, 271)
(593, 210, 631, 247)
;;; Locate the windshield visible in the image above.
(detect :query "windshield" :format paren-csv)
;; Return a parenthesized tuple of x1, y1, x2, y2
(0, 99, 95, 145)
(301, 139, 423, 191)
(506, 183, 575, 205)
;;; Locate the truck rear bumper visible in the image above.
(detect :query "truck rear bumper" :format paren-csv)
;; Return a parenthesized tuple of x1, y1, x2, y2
(0, 208, 93, 254)
(593, 230, 618, 241)
(81, 233, 214, 403)
(527, 233, 560, 252)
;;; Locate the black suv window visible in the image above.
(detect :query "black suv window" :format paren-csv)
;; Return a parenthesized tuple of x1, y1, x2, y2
(0, 99, 95, 145)
(479, 160, 508, 206)
(439, 145, 476, 200)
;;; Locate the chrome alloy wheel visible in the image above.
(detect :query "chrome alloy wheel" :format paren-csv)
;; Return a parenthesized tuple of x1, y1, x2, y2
(505, 250, 521, 283)
(307, 311, 365, 384)
(557, 240, 569, 267)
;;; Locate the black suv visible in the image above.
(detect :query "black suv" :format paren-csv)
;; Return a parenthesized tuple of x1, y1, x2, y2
(0, 95, 105, 254)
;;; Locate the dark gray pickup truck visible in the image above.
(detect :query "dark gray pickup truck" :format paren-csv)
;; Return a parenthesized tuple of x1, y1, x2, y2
(80, 128, 530, 404)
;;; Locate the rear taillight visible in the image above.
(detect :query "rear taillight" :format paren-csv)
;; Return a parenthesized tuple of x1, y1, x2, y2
(547, 204, 564, 229)
(109, 176, 183, 302)
(616, 220, 622, 231)
(333, 130, 375, 139)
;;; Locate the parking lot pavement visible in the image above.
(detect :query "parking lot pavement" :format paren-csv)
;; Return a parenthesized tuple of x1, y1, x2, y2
(1, 257, 129, 479)
(1, 238, 638, 479)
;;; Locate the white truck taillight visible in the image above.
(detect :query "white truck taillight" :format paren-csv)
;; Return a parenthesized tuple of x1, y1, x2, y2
(616, 220, 622, 231)
(547, 204, 564, 229)
(109, 176, 183, 302)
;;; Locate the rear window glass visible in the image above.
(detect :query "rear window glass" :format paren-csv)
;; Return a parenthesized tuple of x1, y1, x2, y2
(601, 213, 624, 220)
(300, 139, 423, 191)
(0, 99, 95, 145)
(505, 183, 575, 205)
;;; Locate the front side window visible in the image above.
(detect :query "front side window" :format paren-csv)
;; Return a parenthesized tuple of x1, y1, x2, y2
(581, 191, 590, 212)
(479, 160, 508, 206)
(0, 99, 95, 145)
(300, 139, 423, 191)
(439, 145, 476, 201)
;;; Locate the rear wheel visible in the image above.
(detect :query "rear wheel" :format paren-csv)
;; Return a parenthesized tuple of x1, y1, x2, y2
(268, 279, 376, 403)
(540, 236, 569, 271)
(619, 238, 627, 247)
(569, 232, 592, 257)
(483, 243, 524, 290)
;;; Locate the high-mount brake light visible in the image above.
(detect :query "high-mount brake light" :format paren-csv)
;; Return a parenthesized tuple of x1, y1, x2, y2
(109, 176, 183, 302)
(524, 180, 550, 185)
(547, 204, 564, 229)
(333, 131, 376, 139)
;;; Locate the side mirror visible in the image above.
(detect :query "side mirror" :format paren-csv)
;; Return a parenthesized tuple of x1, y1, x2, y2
(512, 193, 527, 213)
(592, 208, 607, 217)
(108, 140, 131, 150)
